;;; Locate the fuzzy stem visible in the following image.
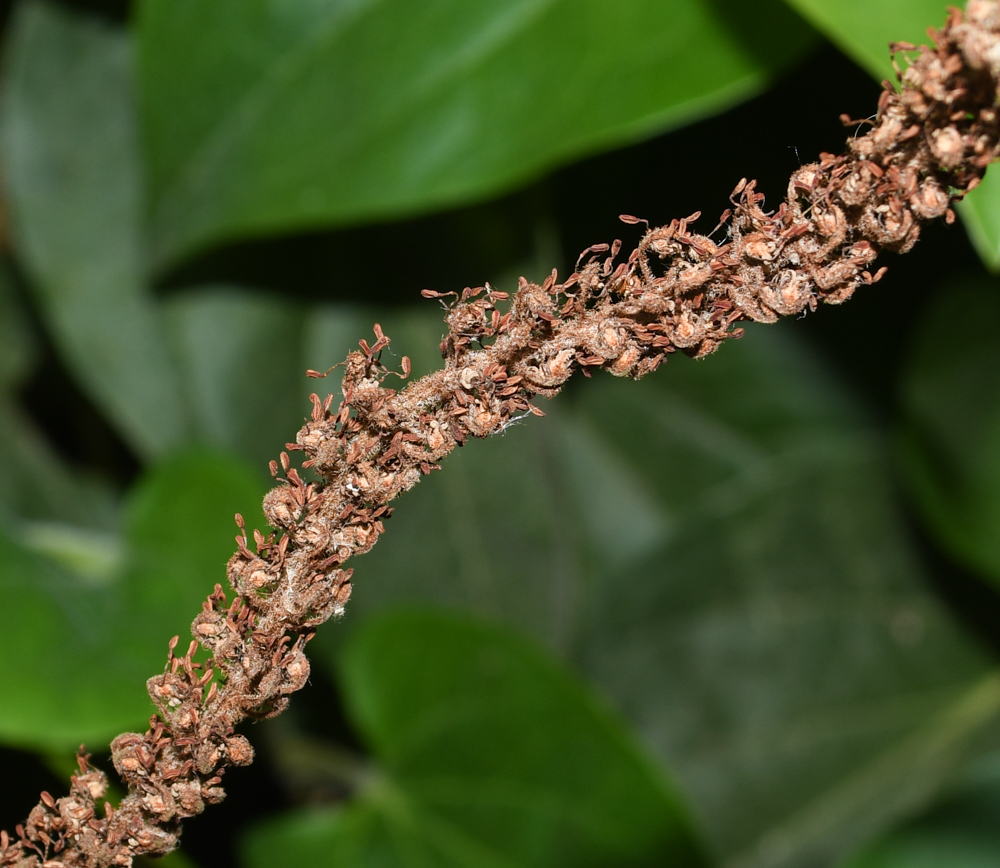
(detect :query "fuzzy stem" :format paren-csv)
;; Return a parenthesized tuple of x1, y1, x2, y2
(6, 3, 1000, 865)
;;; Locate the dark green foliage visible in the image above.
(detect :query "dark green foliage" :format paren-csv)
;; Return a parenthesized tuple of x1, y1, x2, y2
(2, 1, 1000, 867)
(244, 611, 707, 868)
(898, 280, 1000, 586)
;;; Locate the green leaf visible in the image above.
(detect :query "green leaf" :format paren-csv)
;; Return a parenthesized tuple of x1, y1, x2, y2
(136, 0, 817, 267)
(572, 329, 1000, 868)
(897, 277, 1000, 585)
(844, 750, 1000, 868)
(780, 0, 950, 82)
(779, 0, 1000, 272)
(0, 0, 189, 458)
(957, 172, 1000, 273)
(0, 448, 265, 750)
(313, 315, 999, 868)
(242, 610, 708, 868)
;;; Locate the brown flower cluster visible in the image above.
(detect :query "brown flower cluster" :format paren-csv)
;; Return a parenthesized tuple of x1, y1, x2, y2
(5, 2, 1000, 866)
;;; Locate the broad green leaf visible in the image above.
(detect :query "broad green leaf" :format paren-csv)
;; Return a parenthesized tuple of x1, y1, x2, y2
(309, 314, 999, 868)
(136, 0, 817, 267)
(780, 0, 950, 82)
(242, 611, 708, 868)
(844, 750, 1000, 868)
(0, 449, 264, 750)
(572, 329, 1000, 868)
(0, 0, 189, 459)
(779, 0, 1000, 271)
(897, 277, 1000, 585)
(122, 450, 267, 623)
(0, 530, 139, 748)
(957, 171, 1000, 272)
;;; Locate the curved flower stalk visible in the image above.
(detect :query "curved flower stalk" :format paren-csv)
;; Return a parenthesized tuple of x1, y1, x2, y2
(5, 3, 1000, 865)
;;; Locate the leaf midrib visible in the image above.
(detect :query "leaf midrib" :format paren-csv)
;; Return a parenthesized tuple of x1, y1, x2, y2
(722, 672, 1000, 868)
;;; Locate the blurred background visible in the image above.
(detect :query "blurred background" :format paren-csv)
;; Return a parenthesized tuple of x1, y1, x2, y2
(2, 0, 1000, 866)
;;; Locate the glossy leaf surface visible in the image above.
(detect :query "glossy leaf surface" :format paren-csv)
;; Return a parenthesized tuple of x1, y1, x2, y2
(0, 1, 189, 458)
(136, 0, 816, 266)
(897, 278, 1000, 585)
(781, 0, 949, 81)
(242, 611, 708, 868)
(310, 317, 1000, 868)
(0, 450, 264, 750)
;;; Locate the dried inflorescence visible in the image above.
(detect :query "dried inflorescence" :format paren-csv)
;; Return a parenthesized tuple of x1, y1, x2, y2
(6, 3, 1000, 866)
